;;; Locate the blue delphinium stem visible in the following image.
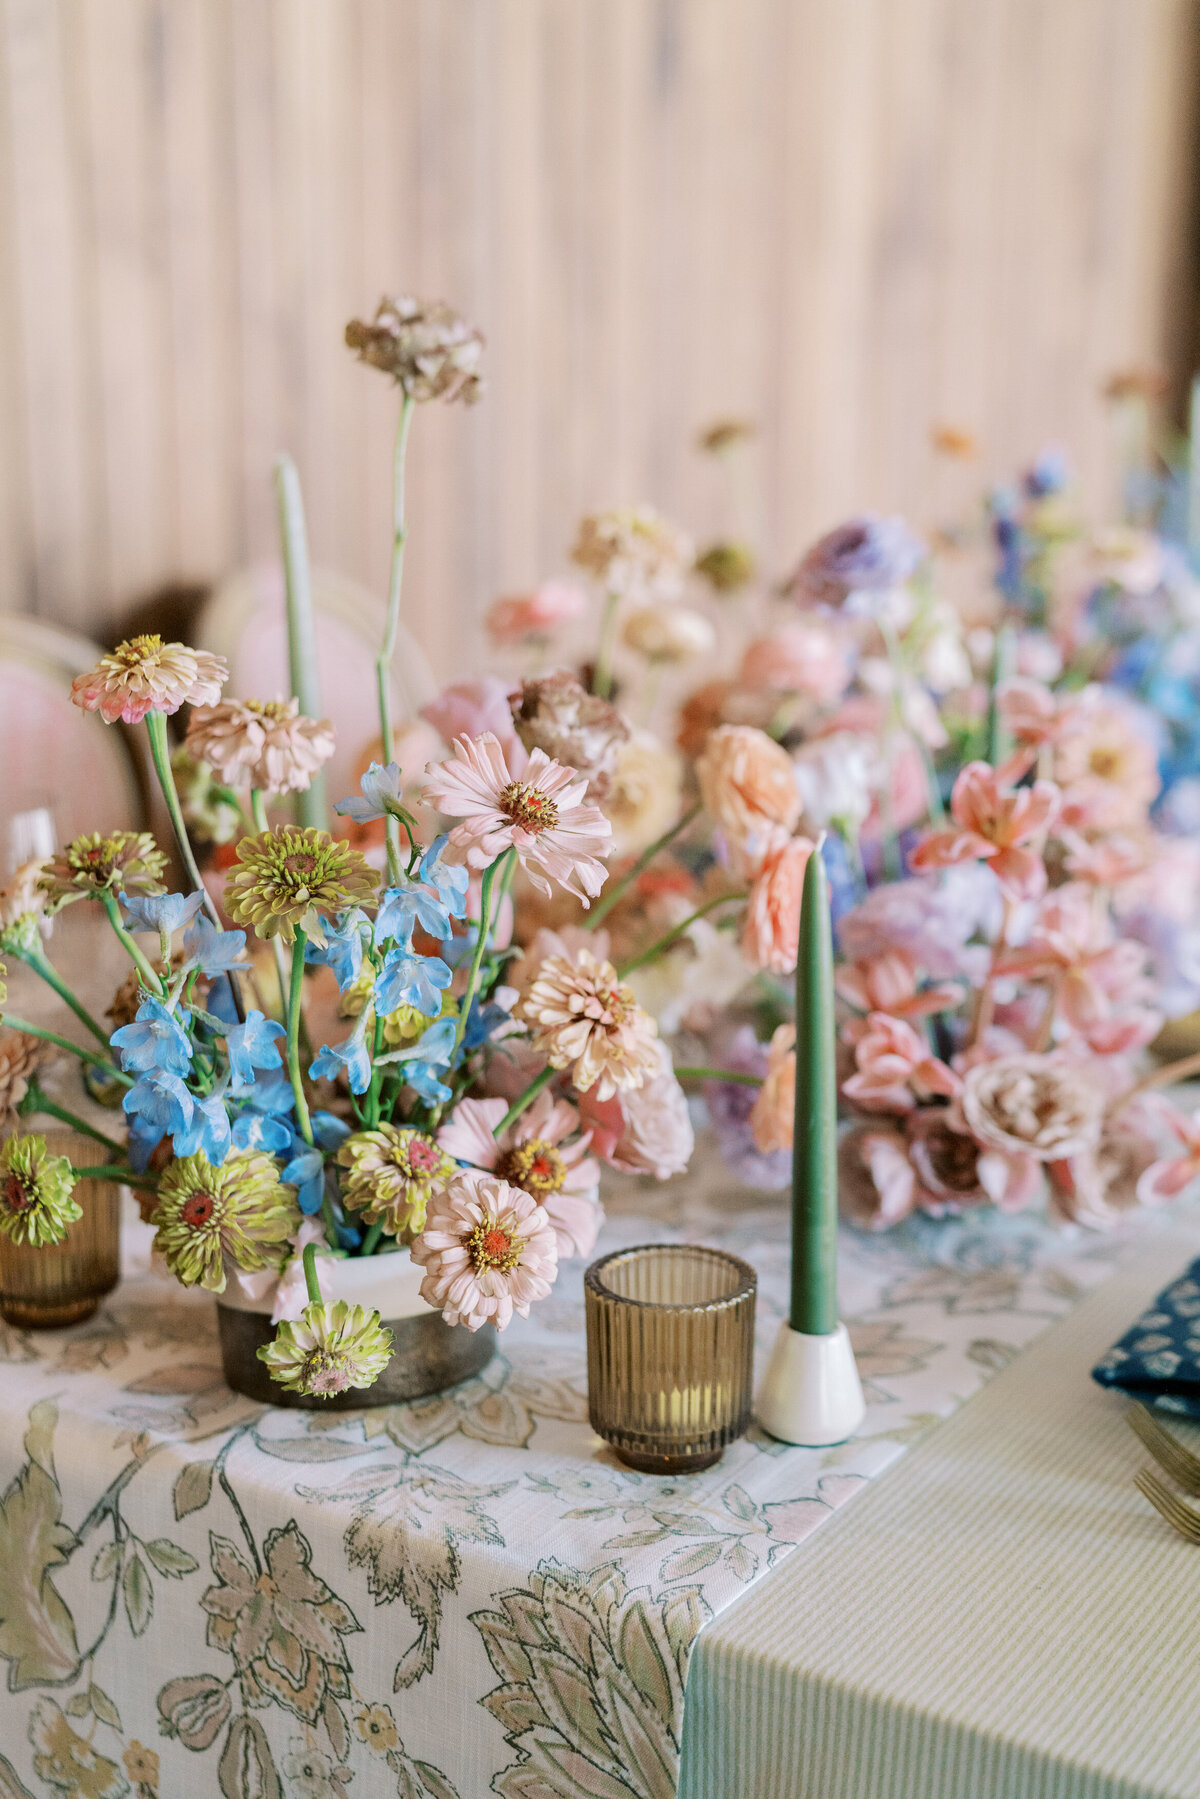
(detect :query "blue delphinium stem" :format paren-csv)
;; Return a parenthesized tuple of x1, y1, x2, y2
(99, 893, 169, 997)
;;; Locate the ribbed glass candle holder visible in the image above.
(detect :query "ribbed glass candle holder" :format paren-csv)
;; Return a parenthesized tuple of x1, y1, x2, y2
(0, 1129, 121, 1328)
(585, 1243, 756, 1474)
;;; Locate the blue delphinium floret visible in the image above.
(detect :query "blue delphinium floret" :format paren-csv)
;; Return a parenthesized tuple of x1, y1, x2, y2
(111, 998, 193, 1079)
(224, 1008, 286, 1091)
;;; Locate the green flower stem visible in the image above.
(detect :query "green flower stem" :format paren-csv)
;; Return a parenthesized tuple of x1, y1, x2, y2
(1, 1015, 133, 1085)
(617, 892, 746, 980)
(275, 453, 328, 832)
(99, 891, 169, 997)
(71, 1164, 159, 1192)
(361, 1220, 385, 1257)
(18, 1080, 126, 1152)
(250, 790, 296, 1035)
(15, 946, 111, 1047)
(673, 1065, 763, 1087)
(492, 1064, 556, 1138)
(365, 1011, 386, 1129)
(449, 850, 509, 1067)
(302, 1241, 323, 1306)
(987, 621, 1017, 768)
(285, 931, 314, 1149)
(586, 804, 700, 931)
(376, 393, 416, 865)
(592, 590, 620, 699)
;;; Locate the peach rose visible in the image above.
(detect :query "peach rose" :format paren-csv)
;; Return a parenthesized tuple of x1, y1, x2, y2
(741, 832, 814, 975)
(737, 621, 852, 705)
(750, 1025, 795, 1154)
(696, 725, 800, 848)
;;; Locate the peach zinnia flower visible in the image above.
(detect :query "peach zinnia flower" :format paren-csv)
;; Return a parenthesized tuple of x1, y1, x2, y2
(71, 634, 227, 725)
(423, 734, 612, 904)
(741, 831, 814, 975)
(521, 947, 659, 1100)
(909, 760, 1059, 900)
(437, 1090, 602, 1260)
(695, 725, 801, 848)
(410, 1169, 558, 1330)
(186, 697, 335, 795)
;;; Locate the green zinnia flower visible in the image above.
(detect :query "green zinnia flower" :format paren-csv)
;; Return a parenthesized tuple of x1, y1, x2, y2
(338, 973, 456, 1048)
(258, 1299, 394, 1396)
(695, 539, 756, 594)
(39, 831, 167, 909)
(224, 826, 379, 945)
(337, 1124, 454, 1238)
(0, 1135, 81, 1246)
(151, 1149, 297, 1293)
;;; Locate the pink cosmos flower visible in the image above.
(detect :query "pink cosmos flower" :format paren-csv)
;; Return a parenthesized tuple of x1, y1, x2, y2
(485, 581, 587, 646)
(737, 622, 852, 705)
(422, 734, 613, 903)
(575, 1039, 694, 1180)
(1137, 1107, 1200, 1207)
(741, 831, 814, 974)
(410, 1168, 558, 1330)
(436, 1091, 601, 1260)
(836, 950, 961, 1020)
(422, 679, 526, 769)
(841, 1012, 959, 1113)
(909, 761, 1059, 900)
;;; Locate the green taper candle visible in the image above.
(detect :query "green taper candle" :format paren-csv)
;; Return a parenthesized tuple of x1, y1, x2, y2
(790, 841, 839, 1336)
(274, 454, 328, 831)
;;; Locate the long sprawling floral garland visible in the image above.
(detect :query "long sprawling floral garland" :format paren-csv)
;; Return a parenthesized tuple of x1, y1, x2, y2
(0, 308, 1197, 1402)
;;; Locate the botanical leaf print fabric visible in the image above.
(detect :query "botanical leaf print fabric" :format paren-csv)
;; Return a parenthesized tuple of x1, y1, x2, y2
(0, 1168, 1150, 1798)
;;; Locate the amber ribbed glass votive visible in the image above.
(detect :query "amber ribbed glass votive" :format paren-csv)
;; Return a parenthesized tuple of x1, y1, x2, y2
(585, 1243, 756, 1474)
(0, 1130, 121, 1328)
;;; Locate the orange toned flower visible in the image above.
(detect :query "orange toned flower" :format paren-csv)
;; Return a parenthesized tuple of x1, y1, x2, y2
(486, 581, 587, 646)
(750, 1024, 795, 1154)
(909, 761, 1058, 900)
(521, 947, 660, 1100)
(1053, 690, 1160, 831)
(696, 724, 800, 849)
(741, 831, 814, 975)
(835, 951, 961, 1019)
(737, 621, 852, 704)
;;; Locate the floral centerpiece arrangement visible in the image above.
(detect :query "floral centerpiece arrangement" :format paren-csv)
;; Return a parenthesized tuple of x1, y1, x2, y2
(0, 296, 693, 1402)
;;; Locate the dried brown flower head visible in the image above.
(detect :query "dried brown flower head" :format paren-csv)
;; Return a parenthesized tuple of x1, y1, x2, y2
(0, 1029, 54, 1125)
(509, 671, 629, 800)
(345, 295, 484, 403)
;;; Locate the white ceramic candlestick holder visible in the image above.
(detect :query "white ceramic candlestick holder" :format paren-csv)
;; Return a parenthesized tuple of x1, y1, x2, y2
(756, 1319, 865, 1446)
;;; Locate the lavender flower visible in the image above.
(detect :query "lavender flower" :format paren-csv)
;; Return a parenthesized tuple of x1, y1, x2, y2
(784, 515, 925, 608)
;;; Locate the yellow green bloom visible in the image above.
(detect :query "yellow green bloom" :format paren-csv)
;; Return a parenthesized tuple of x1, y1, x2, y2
(0, 1135, 80, 1247)
(337, 1124, 454, 1238)
(338, 972, 455, 1047)
(695, 539, 756, 593)
(258, 1298, 394, 1396)
(224, 826, 379, 945)
(150, 1149, 296, 1293)
(39, 831, 167, 909)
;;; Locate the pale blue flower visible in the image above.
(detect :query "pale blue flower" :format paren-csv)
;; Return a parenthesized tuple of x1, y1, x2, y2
(312, 1112, 352, 1151)
(309, 1027, 372, 1095)
(171, 1092, 232, 1165)
(111, 998, 193, 1078)
(225, 1008, 285, 1091)
(123, 1071, 194, 1142)
(231, 1109, 292, 1156)
(183, 914, 248, 975)
(374, 946, 452, 1017)
(334, 760, 406, 824)
(282, 1144, 326, 1215)
(120, 890, 205, 935)
(304, 909, 369, 991)
(419, 836, 469, 920)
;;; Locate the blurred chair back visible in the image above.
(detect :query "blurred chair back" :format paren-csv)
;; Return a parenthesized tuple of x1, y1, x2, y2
(195, 563, 438, 804)
(0, 615, 146, 870)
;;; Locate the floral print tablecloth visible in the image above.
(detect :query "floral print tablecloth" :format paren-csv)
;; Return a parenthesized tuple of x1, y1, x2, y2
(0, 1174, 1144, 1799)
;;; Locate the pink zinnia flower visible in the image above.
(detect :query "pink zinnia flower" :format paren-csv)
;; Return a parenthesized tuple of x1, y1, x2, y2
(520, 947, 659, 1098)
(436, 1091, 602, 1259)
(486, 581, 587, 646)
(410, 1169, 558, 1330)
(421, 678, 526, 768)
(909, 761, 1059, 900)
(841, 1013, 959, 1113)
(422, 733, 613, 903)
(71, 634, 227, 725)
(741, 831, 814, 974)
(576, 1040, 694, 1180)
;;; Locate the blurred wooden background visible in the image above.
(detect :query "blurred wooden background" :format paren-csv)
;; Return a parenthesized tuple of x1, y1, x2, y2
(0, 0, 1196, 679)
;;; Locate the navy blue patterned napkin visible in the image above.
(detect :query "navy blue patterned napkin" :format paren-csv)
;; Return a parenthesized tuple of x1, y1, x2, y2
(1092, 1257, 1200, 1418)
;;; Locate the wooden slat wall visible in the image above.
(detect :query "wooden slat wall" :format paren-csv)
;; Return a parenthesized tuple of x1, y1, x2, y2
(0, 0, 1195, 680)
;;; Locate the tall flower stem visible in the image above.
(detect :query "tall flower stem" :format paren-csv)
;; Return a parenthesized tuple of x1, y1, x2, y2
(15, 946, 110, 1047)
(0, 1015, 133, 1085)
(449, 850, 509, 1066)
(275, 453, 327, 831)
(250, 791, 297, 1037)
(144, 708, 245, 1022)
(99, 893, 169, 997)
(302, 1241, 323, 1306)
(18, 1080, 125, 1152)
(493, 1064, 556, 1138)
(586, 804, 700, 931)
(376, 394, 416, 865)
(617, 891, 746, 980)
(361, 1219, 385, 1256)
(593, 591, 620, 699)
(72, 1164, 158, 1191)
(674, 1066, 763, 1087)
(285, 931, 314, 1149)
